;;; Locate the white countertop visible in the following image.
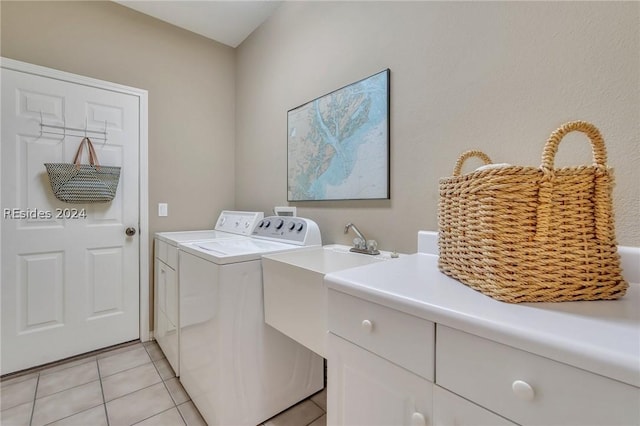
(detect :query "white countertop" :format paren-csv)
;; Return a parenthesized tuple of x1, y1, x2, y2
(325, 252, 640, 388)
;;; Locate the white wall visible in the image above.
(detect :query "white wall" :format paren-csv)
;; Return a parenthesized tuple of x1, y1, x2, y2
(236, 1, 640, 253)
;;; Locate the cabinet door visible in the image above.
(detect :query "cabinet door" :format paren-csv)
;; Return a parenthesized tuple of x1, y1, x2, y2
(154, 259, 178, 375)
(328, 333, 432, 426)
(164, 264, 178, 329)
(154, 259, 167, 336)
(434, 386, 516, 426)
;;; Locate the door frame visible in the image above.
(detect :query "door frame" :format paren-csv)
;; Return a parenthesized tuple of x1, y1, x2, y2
(0, 57, 150, 342)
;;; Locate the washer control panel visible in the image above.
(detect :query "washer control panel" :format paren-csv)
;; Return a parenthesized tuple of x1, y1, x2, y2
(252, 216, 322, 246)
(214, 211, 264, 235)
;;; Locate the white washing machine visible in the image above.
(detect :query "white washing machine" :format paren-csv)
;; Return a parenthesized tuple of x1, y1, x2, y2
(153, 211, 263, 376)
(178, 216, 324, 426)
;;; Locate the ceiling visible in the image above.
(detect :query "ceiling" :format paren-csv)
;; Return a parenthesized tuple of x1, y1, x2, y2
(114, 1, 282, 48)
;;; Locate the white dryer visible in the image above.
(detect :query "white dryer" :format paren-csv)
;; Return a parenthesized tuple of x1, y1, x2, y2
(178, 216, 324, 426)
(153, 211, 263, 375)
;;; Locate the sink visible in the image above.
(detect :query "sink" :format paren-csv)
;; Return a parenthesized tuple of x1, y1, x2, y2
(262, 244, 397, 357)
(270, 244, 389, 273)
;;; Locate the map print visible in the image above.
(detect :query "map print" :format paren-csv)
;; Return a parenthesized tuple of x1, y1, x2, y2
(287, 70, 389, 201)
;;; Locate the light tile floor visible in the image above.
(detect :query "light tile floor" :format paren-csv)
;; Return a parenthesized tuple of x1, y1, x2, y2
(0, 341, 326, 426)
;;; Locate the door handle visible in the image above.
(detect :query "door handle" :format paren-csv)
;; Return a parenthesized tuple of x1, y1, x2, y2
(125, 227, 137, 236)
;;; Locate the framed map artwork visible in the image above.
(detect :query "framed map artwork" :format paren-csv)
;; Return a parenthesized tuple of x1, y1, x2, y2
(287, 69, 390, 201)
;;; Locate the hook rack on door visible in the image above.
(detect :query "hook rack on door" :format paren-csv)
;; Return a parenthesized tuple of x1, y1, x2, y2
(39, 112, 108, 142)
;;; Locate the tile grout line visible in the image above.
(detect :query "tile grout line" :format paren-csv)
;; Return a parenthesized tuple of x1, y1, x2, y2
(99, 359, 155, 381)
(305, 413, 325, 426)
(1, 340, 141, 382)
(144, 343, 188, 425)
(129, 406, 178, 426)
(25, 375, 102, 401)
(305, 400, 325, 426)
(28, 372, 40, 426)
(34, 356, 96, 379)
(37, 359, 109, 426)
(102, 379, 164, 407)
(29, 360, 106, 426)
(309, 398, 324, 411)
(40, 403, 105, 426)
(4, 343, 146, 426)
(96, 358, 111, 426)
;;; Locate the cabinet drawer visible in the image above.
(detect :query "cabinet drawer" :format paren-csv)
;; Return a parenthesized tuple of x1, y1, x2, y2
(155, 239, 178, 269)
(328, 289, 434, 381)
(436, 325, 640, 425)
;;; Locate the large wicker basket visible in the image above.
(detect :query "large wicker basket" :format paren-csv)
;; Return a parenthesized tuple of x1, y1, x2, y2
(437, 121, 627, 303)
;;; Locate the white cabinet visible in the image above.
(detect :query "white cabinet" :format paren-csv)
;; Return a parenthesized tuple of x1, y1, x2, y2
(154, 239, 179, 375)
(327, 289, 434, 425)
(433, 386, 516, 426)
(324, 244, 640, 426)
(327, 290, 640, 426)
(328, 334, 433, 426)
(328, 290, 434, 381)
(436, 325, 640, 426)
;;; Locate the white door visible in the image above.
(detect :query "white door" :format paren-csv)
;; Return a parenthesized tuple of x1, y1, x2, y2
(1, 66, 140, 374)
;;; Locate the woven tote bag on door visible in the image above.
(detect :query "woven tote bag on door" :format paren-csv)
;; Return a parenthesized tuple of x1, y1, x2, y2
(437, 121, 627, 303)
(45, 137, 121, 203)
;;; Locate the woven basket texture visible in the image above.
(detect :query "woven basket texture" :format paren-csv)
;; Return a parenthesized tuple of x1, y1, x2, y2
(45, 163, 120, 203)
(437, 121, 627, 303)
(44, 137, 120, 203)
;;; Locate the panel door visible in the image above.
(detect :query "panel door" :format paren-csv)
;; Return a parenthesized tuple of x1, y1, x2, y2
(327, 333, 433, 426)
(1, 67, 140, 374)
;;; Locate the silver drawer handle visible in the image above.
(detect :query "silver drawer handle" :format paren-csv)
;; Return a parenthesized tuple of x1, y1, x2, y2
(361, 319, 373, 333)
(512, 380, 535, 401)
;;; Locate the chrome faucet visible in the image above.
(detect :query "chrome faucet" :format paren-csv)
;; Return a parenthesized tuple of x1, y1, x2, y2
(344, 223, 380, 255)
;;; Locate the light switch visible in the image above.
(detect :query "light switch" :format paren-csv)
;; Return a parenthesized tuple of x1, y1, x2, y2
(158, 203, 168, 217)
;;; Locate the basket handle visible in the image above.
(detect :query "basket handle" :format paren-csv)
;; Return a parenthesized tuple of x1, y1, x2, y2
(536, 121, 610, 242)
(540, 121, 607, 171)
(453, 150, 493, 176)
(73, 137, 101, 170)
(85, 138, 101, 169)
